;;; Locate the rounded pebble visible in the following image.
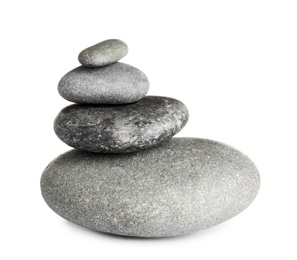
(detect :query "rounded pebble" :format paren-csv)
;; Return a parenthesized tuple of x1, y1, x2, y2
(78, 39, 128, 67)
(58, 62, 149, 104)
(41, 138, 260, 238)
(54, 96, 189, 153)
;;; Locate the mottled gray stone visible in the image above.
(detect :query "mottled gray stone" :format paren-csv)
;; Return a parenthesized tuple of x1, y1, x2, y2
(78, 39, 128, 67)
(58, 62, 149, 104)
(54, 96, 189, 153)
(41, 138, 260, 238)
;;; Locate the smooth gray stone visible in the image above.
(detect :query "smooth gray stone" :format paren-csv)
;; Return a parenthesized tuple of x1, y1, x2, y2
(41, 138, 260, 238)
(78, 39, 128, 67)
(58, 62, 149, 104)
(54, 96, 189, 153)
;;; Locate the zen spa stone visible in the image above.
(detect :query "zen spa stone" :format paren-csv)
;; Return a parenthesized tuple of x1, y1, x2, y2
(54, 96, 189, 153)
(40, 138, 260, 238)
(78, 39, 128, 67)
(58, 62, 149, 104)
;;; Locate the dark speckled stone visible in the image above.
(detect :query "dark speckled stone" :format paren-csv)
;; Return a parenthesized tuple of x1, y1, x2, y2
(40, 138, 260, 237)
(54, 96, 189, 153)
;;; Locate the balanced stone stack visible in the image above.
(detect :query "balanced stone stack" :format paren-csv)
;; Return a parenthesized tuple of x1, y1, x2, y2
(41, 39, 260, 238)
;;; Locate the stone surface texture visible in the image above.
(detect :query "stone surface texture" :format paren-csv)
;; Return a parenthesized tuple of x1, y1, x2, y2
(78, 39, 128, 67)
(40, 138, 260, 238)
(58, 62, 149, 104)
(54, 96, 189, 153)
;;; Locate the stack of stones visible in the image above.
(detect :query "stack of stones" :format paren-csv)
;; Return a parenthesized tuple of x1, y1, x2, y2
(41, 39, 260, 238)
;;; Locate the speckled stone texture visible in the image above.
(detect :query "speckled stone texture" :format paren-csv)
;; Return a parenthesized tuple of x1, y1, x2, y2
(54, 96, 189, 153)
(41, 138, 260, 238)
(78, 39, 128, 67)
(58, 62, 149, 104)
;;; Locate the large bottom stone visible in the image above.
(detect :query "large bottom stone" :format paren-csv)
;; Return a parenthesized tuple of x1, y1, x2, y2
(40, 138, 260, 237)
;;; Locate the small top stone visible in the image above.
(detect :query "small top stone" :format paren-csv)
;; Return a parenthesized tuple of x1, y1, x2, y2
(78, 39, 128, 67)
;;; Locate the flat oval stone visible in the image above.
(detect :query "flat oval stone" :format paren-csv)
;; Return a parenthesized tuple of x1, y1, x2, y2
(58, 62, 149, 104)
(41, 138, 260, 238)
(78, 39, 128, 67)
(54, 96, 189, 153)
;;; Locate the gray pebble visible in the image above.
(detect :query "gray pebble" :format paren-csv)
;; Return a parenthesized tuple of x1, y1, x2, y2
(58, 62, 149, 104)
(41, 138, 260, 238)
(54, 96, 189, 153)
(78, 39, 128, 67)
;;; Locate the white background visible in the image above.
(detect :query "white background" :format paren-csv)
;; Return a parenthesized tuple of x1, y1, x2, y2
(1, 0, 296, 259)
